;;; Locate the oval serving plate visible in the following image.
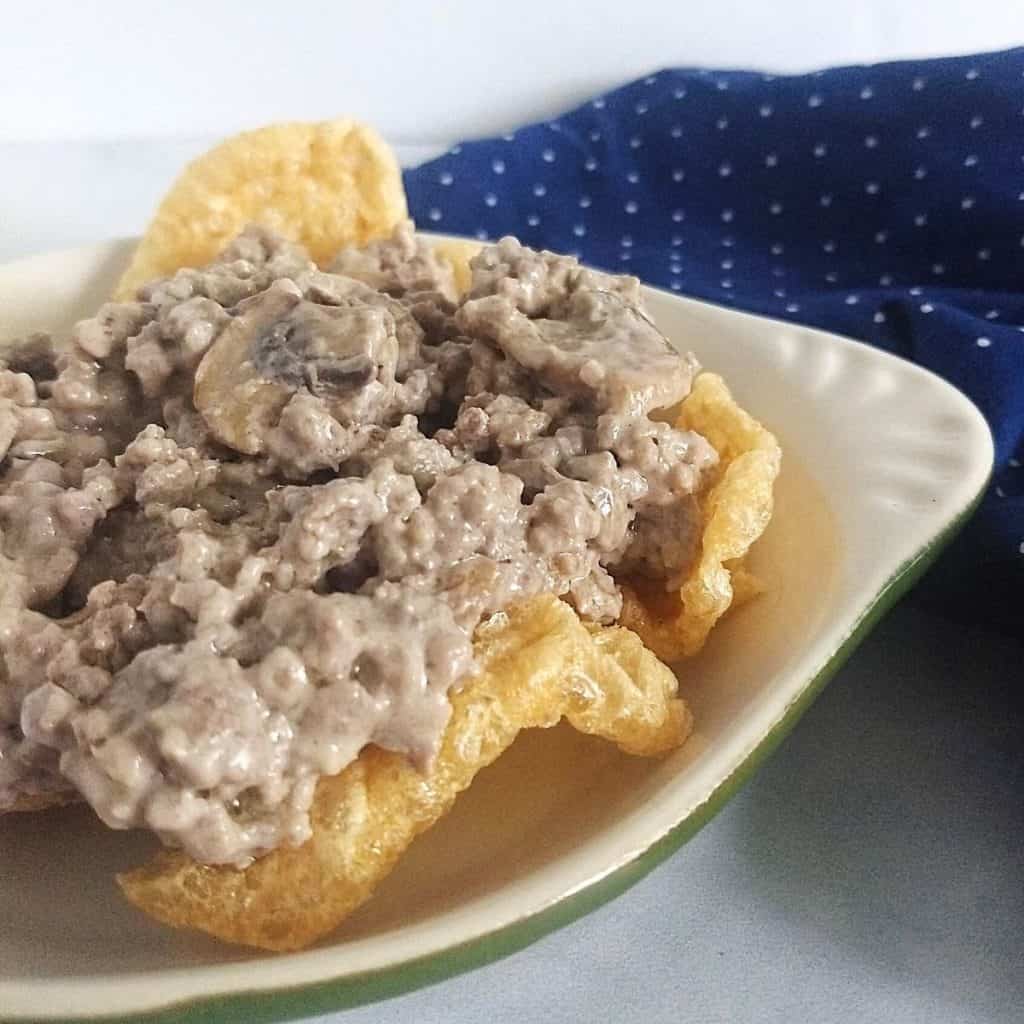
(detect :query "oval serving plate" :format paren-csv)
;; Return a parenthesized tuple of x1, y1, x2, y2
(0, 237, 993, 1024)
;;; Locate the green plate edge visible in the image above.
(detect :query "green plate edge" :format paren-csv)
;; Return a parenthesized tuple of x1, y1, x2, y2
(17, 482, 987, 1024)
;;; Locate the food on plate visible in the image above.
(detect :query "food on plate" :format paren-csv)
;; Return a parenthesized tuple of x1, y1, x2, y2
(0, 122, 779, 950)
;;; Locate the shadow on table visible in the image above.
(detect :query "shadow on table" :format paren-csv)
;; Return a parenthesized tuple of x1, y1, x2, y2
(733, 600, 1024, 1020)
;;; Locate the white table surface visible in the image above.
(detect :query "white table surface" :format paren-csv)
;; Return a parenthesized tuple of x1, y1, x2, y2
(2, 9, 1022, 1016)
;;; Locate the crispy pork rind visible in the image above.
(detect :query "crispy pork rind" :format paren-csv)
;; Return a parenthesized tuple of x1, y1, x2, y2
(113, 120, 407, 301)
(117, 595, 689, 951)
(620, 372, 781, 661)
(428, 238, 482, 295)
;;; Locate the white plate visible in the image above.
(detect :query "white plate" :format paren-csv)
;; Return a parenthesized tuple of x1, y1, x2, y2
(0, 238, 993, 1023)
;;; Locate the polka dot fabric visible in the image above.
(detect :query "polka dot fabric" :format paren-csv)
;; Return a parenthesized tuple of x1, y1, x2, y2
(404, 48, 1024, 633)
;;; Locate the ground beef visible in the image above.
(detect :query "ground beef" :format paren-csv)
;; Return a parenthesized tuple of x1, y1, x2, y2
(0, 225, 717, 866)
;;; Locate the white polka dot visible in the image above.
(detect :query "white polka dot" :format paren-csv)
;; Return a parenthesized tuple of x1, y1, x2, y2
(672, 234, 683, 246)
(774, 287, 786, 298)
(874, 311, 887, 323)
(880, 274, 894, 286)
(629, 136, 643, 149)
(584, 158, 598, 172)
(864, 135, 879, 148)
(673, 209, 686, 222)
(716, 79, 729, 91)
(624, 200, 638, 214)
(770, 242, 784, 255)
(438, 171, 454, 186)
(542, 148, 556, 162)
(964, 155, 979, 167)
(572, 224, 586, 237)
(718, 162, 732, 177)
(589, 130, 601, 142)
(808, 93, 823, 108)
(765, 153, 779, 167)
(914, 213, 928, 227)
(970, 115, 984, 129)
(644, 75, 658, 85)
(527, 214, 540, 226)
(716, 116, 729, 131)
(721, 278, 733, 288)
(621, 235, 633, 247)
(627, 171, 640, 184)
(722, 236, 735, 247)
(860, 85, 875, 100)
(909, 286, 923, 296)
(786, 302, 801, 313)
(427, 207, 442, 222)
(965, 68, 980, 80)
(671, 281, 682, 291)
(721, 208, 734, 223)
(820, 194, 833, 207)
(759, 103, 773, 117)
(619, 252, 631, 262)
(491, 159, 506, 175)
(912, 77, 926, 91)
(635, 101, 649, 115)
(914, 166, 928, 180)
(670, 262, 682, 275)
(986, 309, 1000, 319)
(865, 182, 881, 195)
(846, 294, 860, 305)
(592, 98, 606, 109)
(1011, 457, 1021, 467)
(533, 183, 547, 197)
(825, 271, 839, 283)
(721, 258, 734, 270)
(475, 229, 489, 240)
(673, 87, 686, 100)
(672, 168, 685, 182)
(484, 193, 497, 207)
(772, 266, 785, 278)
(1019, 192, 1024, 201)
(813, 142, 828, 157)
(769, 201, 783, 215)
(917, 126, 932, 139)
(875, 231, 889, 243)
(978, 248, 991, 260)
(920, 302, 934, 313)
(932, 263, 945, 275)
(671, 125, 683, 139)
(501, 133, 515, 142)
(976, 336, 991, 347)
(823, 240, 837, 253)
(578, 196, 592, 209)
(449, 145, 462, 155)
(548, 121, 562, 132)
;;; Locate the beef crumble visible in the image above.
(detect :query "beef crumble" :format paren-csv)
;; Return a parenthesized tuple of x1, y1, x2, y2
(0, 224, 717, 866)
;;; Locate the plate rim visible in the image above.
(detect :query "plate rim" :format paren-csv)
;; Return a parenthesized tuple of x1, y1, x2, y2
(0, 238, 995, 1024)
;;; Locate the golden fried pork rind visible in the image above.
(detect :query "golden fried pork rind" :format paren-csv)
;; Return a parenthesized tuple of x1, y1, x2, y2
(113, 120, 407, 301)
(428, 237, 482, 295)
(620, 372, 781, 661)
(118, 596, 689, 951)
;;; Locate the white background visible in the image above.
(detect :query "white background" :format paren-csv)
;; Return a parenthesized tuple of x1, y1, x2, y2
(2, 4, 1022, 1022)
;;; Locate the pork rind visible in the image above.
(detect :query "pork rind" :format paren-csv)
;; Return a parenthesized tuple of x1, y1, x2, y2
(428, 237, 482, 295)
(118, 595, 689, 951)
(113, 120, 407, 300)
(620, 372, 781, 661)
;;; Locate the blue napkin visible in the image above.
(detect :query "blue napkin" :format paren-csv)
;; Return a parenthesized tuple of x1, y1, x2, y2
(404, 48, 1024, 634)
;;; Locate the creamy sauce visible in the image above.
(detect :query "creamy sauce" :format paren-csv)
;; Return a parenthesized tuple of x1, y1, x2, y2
(0, 225, 716, 866)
